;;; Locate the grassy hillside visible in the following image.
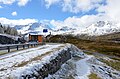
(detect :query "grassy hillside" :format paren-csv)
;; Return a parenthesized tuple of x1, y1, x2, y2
(48, 34, 120, 57)
(95, 32, 120, 41)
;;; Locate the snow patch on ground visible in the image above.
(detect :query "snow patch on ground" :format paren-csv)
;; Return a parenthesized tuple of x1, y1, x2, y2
(74, 56, 93, 79)
(46, 55, 93, 79)
(88, 57, 120, 79)
(0, 43, 70, 79)
(0, 43, 120, 79)
(46, 54, 120, 79)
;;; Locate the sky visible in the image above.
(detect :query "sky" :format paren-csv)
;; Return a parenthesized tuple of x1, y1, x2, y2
(0, 0, 100, 20)
(0, 0, 120, 29)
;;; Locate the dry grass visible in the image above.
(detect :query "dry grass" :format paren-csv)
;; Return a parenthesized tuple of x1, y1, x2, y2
(14, 50, 53, 67)
(88, 73, 101, 79)
(83, 51, 93, 55)
(49, 35, 120, 70)
(0, 51, 8, 56)
(47, 35, 120, 71)
(49, 35, 120, 57)
(15, 45, 65, 67)
(99, 58, 120, 71)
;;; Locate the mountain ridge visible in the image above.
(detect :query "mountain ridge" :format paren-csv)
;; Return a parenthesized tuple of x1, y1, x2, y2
(3, 21, 120, 36)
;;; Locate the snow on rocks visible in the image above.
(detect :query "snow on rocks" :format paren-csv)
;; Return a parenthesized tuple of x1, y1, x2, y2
(1, 43, 119, 79)
(0, 43, 65, 78)
(70, 44, 86, 58)
(46, 53, 120, 79)
(45, 55, 92, 79)
(87, 57, 120, 79)
(0, 43, 86, 79)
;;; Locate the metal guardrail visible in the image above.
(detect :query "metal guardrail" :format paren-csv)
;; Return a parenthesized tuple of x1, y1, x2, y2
(0, 42, 44, 52)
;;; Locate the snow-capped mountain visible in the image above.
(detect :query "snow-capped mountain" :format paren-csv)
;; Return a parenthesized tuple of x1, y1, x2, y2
(52, 26, 77, 35)
(14, 22, 77, 35)
(13, 21, 120, 36)
(56, 26, 76, 31)
(80, 21, 120, 36)
(14, 22, 53, 34)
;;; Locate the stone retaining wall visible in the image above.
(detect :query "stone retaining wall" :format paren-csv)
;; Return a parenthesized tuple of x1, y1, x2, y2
(21, 48, 72, 79)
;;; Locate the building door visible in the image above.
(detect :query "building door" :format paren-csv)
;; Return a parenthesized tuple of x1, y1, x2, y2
(31, 35, 38, 42)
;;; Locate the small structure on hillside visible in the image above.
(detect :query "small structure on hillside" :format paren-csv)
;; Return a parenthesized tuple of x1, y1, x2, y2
(28, 29, 51, 43)
(29, 34, 43, 43)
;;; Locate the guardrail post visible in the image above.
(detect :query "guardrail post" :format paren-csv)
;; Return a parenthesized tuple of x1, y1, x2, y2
(28, 44, 29, 48)
(17, 46, 19, 50)
(23, 45, 25, 49)
(0, 43, 41, 53)
(34, 44, 35, 47)
(7, 46, 10, 52)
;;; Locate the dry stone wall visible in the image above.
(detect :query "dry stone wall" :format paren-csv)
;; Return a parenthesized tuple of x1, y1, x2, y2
(21, 48, 72, 79)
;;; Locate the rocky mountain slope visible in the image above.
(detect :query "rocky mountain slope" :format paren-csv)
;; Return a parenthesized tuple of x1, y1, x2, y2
(14, 22, 52, 34)
(80, 21, 120, 36)
(95, 32, 120, 41)
(2, 21, 120, 36)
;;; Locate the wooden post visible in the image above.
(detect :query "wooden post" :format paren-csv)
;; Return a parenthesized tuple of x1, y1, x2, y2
(7, 46, 10, 52)
(23, 45, 25, 49)
(28, 44, 29, 48)
(17, 46, 19, 50)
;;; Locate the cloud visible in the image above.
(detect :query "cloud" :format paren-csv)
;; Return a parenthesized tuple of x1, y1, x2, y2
(0, 17, 38, 25)
(0, 0, 30, 6)
(1, 0, 120, 31)
(11, 11, 17, 16)
(62, 0, 103, 13)
(97, 0, 120, 22)
(45, 0, 60, 8)
(44, 0, 120, 29)
(0, 0, 15, 5)
(49, 14, 106, 30)
(0, 6, 3, 8)
(44, 0, 104, 13)
(18, 0, 30, 6)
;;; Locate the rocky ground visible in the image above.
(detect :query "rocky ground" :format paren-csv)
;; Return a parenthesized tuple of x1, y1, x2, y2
(46, 53, 120, 79)
(0, 43, 120, 79)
